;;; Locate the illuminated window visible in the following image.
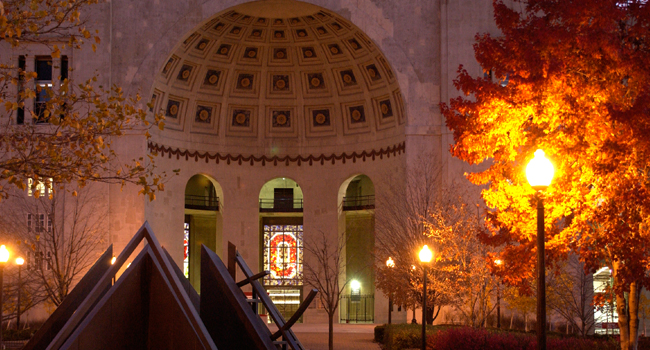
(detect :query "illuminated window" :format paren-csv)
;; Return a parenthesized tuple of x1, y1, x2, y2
(27, 178, 53, 197)
(183, 222, 190, 278)
(263, 224, 303, 286)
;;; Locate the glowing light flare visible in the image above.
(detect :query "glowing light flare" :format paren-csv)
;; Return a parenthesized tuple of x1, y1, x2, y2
(111, 256, 117, 265)
(0, 245, 9, 263)
(350, 279, 361, 292)
(386, 257, 395, 268)
(494, 259, 502, 266)
(526, 149, 554, 190)
(16, 257, 24, 266)
(419, 245, 433, 263)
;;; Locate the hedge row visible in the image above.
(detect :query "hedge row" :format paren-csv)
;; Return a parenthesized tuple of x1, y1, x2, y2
(375, 324, 629, 350)
(2, 328, 35, 341)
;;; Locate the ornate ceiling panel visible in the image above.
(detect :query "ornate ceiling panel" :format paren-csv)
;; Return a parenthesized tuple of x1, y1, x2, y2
(151, 1, 405, 157)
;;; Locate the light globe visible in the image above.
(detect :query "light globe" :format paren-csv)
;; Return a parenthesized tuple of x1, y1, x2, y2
(350, 279, 361, 292)
(15, 257, 24, 266)
(526, 149, 554, 190)
(0, 245, 9, 263)
(386, 257, 395, 268)
(419, 245, 433, 263)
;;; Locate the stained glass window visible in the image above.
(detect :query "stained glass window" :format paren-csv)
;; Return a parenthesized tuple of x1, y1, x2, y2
(184, 222, 190, 278)
(263, 224, 303, 286)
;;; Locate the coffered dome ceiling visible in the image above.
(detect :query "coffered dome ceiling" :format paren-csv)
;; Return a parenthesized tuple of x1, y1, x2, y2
(150, 0, 405, 158)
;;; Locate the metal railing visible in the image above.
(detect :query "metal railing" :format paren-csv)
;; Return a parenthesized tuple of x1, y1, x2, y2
(340, 294, 374, 323)
(342, 195, 375, 211)
(184, 194, 219, 211)
(259, 198, 303, 212)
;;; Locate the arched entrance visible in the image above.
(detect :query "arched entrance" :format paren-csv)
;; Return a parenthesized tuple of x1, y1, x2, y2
(184, 174, 224, 290)
(338, 174, 375, 323)
(259, 177, 304, 322)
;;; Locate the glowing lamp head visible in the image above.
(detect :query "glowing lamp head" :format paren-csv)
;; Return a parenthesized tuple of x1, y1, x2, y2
(494, 259, 502, 266)
(16, 257, 25, 266)
(386, 257, 395, 268)
(419, 245, 433, 263)
(526, 149, 554, 191)
(350, 280, 361, 292)
(0, 245, 9, 263)
(111, 256, 117, 265)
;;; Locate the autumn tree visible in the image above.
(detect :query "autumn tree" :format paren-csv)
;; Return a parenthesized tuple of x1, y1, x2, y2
(0, 0, 167, 200)
(442, 1, 650, 348)
(303, 230, 350, 350)
(0, 183, 106, 307)
(547, 255, 595, 337)
(1, 259, 44, 325)
(375, 156, 497, 326)
(503, 285, 536, 331)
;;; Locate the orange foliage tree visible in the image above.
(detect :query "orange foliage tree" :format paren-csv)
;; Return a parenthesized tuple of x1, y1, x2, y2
(0, 0, 168, 200)
(441, 1, 650, 349)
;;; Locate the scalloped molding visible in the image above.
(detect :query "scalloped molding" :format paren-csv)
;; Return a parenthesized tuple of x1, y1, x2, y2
(148, 141, 405, 166)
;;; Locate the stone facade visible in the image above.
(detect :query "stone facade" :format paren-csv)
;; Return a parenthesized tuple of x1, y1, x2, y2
(3, 0, 508, 324)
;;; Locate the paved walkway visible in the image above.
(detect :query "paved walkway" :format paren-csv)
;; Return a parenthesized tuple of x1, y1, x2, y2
(269, 323, 381, 350)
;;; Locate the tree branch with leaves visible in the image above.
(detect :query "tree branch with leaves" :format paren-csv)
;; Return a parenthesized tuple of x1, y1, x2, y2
(0, 0, 170, 201)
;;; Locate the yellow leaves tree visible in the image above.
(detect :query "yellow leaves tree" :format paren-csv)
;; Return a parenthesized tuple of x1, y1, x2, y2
(375, 155, 498, 326)
(442, 1, 650, 349)
(0, 0, 168, 200)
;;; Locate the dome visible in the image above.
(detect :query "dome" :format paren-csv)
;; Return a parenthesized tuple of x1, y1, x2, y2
(149, 0, 405, 158)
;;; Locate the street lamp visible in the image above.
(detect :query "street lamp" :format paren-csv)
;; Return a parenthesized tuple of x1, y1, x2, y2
(15, 257, 24, 330)
(0, 245, 10, 349)
(386, 257, 395, 325)
(526, 149, 554, 350)
(494, 259, 502, 329)
(419, 245, 433, 350)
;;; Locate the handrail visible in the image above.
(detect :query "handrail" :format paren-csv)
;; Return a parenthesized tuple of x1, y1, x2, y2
(185, 194, 219, 210)
(259, 198, 303, 212)
(342, 195, 375, 210)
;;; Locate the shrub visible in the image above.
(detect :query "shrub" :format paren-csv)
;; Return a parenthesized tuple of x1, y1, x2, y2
(2, 328, 34, 341)
(378, 323, 450, 350)
(427, 327, 619, 350)
(428, 327, 532, 350)
(374, 325, 385, 343)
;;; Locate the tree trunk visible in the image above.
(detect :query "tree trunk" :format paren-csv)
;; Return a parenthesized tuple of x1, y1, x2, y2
(629, 282, 641, 350)
(613, 261, 642, 350)
(425, 305, 440, 325)
(525, 313, 528, 332)
(328, 312, 334, 350)
(616, 289, 631, 350)
(510, 313, 514, 329)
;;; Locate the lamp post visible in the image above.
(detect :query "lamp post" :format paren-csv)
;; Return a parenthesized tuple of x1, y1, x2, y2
(411, 265, 417, 324)
(0, 245, 10, 349)
(495, 259, 502, 329)
(526, 149, 555, 350)
(419, 245, 433, 350)
(15, 257, 24, 331)
(386, 257, 395, 325)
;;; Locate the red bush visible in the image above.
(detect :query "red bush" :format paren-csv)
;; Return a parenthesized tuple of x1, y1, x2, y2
(427, 327, 618, 350)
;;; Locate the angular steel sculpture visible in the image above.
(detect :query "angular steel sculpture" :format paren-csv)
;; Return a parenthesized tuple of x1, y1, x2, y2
(25, 222, 315, 350)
